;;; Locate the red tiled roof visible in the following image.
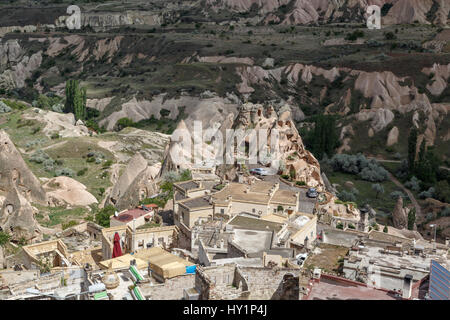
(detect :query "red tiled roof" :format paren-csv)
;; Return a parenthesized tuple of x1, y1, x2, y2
(142, 204, 158, 208)
(113, 209, 147, 223)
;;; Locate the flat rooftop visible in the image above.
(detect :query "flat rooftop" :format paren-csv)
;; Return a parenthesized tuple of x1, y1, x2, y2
(179, 196, 212, 210)
(228, 215, 284, 233)
(307, 277, 401, 300)
(212, 182, 297, 206)
(347, 244, 449, 272)
(232, 229, 273, 254)
(174, 180, 203, 192)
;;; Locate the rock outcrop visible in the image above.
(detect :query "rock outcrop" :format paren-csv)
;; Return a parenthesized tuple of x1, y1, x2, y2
(206, 0, 449, 26)
(43, 176, 98, 207)
(392, 196, 409, 230)
(107, 153, 160, 211)
(99, 94, 239, 131)
(0, 39, 42, 91)
(0, 130, 46, 204)
(0, 185, 45, 241)
(23, 109, 90, 138)
(162, 102, 324, 190)
(386, 126, 399, 146)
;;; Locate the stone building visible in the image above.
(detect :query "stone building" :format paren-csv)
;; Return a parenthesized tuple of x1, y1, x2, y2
(173, 180, 301, 241)
(101, 225, 179, 260)
(191, 264, 309, 300)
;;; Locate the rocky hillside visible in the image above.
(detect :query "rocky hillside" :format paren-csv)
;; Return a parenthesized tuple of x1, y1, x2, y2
(205, 0, 449, 26)
(0, 101, 168, 238)
(162, 102, 324, 189)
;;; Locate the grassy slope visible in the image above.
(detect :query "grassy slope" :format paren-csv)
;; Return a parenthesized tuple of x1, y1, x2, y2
(326, 171, 409, 225)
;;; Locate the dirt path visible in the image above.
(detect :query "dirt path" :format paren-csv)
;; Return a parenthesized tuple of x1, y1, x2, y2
(368, 157, 450, 171)
(21, 140, 68, 155)
(387, 172, 422, 219)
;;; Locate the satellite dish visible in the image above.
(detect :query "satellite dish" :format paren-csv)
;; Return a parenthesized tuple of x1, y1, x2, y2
(114, 211, 118, 217)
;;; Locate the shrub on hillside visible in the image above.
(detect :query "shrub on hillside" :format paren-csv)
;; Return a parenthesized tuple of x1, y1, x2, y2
(43, 159, 55, 172)
(390, 191, 406, 199)
(330, 153, 388, 182)
(439, 207, 450, 217)
(30, 150, 51, 164)
(0, 232, 11, 246)
(338, 190, 357, 202)
(55, 168, 74, 178)
(0, 101, 12, 113)
(419, 187, 435, 199)
(405, 176, 421, 191)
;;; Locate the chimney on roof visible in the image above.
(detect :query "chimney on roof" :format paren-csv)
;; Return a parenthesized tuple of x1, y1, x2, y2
(402, 275, 413, 299)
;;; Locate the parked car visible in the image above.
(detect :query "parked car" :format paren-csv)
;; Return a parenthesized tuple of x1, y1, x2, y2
(306, 188, 318, 198)
(296, 253, 308, 266)
(250, 168, 269, 176)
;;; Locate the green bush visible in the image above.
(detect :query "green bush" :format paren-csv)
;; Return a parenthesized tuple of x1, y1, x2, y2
(296, 181, 306, 186)
(77, 168, 88, 176)
(102, 160, 113, 169)
(55, 168, 75, 177)
(30, 150, 51, 164)
(116, 117, 135, 131)
(62, 220, 78, 230)
(95, 205, 116, 227)
(0, 101, 12, 113)
(0, 232, 11, 246)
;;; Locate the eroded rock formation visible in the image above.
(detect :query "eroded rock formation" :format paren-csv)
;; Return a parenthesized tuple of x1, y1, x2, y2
(107, 153, 160, 210)
(0, 130, 46, 204)
(206, 0, 449, 26)
(392, 196, 409, 230)
(43, 176, 98, 207)
(0, 186, 43, 241)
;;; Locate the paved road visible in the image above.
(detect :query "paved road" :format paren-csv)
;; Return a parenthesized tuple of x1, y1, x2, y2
(259, 174, 317, 214)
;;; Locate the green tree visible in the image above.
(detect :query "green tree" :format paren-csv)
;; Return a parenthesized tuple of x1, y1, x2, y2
(418, 139, 426, 164)
(95, 205, 116, 227)
(383, 225, 388, 233)
(416, 147, 440, 183)
(371, 183, 385, 199)
(0, 232, 11, 246)
(408, 208, 416, 230)
(64, 80, 87, 121)
(407, 128, 418, 173)
(435, 180, 450, 203)
(312, 115, 338, 160)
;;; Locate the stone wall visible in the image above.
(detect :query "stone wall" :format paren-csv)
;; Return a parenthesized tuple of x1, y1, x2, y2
(195, 264, 303, 300)
(227, 240, 247, 258)
(240, 267, 302, 300)
(322, 229, 363, 247)
(141, 274, 195, 300)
